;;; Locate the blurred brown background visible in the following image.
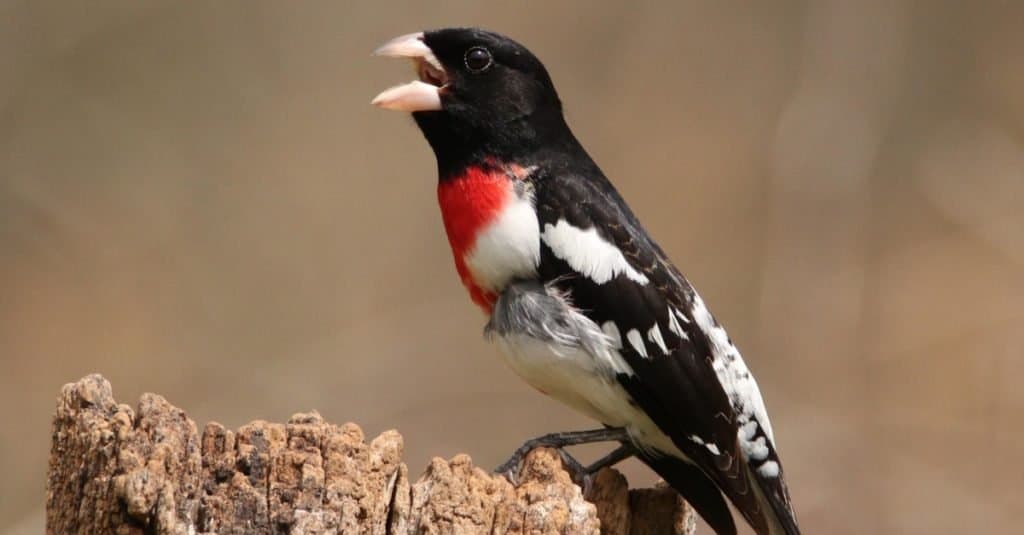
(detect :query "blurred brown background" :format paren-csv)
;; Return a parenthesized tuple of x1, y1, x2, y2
(3, 1, 1023, 533)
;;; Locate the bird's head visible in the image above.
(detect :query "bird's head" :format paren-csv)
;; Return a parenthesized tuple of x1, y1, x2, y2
(372, 28, 570, 175)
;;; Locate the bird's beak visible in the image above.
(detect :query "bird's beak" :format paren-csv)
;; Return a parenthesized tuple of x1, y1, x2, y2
(371, 32, 447, 112)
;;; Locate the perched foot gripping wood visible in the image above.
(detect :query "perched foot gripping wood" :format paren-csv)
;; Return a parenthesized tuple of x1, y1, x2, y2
(46, 374, 695, 534)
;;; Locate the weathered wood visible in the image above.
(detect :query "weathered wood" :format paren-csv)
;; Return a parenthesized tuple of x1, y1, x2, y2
(46, 374, 695, 534)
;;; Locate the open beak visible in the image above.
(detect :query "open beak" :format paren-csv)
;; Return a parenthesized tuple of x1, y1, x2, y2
(371, 32, 448, 112)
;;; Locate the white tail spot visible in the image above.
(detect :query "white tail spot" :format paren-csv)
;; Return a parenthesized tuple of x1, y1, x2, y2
(757, 460, 780, 478)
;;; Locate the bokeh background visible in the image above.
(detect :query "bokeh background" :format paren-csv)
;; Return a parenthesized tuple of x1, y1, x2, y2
(3, 1, 1023, 533)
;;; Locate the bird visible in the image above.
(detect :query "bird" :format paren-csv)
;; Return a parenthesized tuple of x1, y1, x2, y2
(371, 28, 800, 535)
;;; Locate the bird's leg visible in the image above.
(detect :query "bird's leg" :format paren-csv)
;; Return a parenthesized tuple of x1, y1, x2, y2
(584, 443, 636, 474)
(494, 427, 631, 486)
(554, 443, 638, 495)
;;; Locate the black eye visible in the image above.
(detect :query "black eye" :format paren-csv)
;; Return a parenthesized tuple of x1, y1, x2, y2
(464, 47, 492, 73)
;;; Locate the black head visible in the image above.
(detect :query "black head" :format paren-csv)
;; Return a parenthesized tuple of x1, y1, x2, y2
(373, 28, 577, 176)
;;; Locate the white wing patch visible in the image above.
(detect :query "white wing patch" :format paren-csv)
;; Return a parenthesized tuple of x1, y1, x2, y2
(626, 328, 648, 358)
(688, 292, 777, 466)
(541, 220, 649, 285)
(647, 323, 668, 355)
(667, 306, 688, 340)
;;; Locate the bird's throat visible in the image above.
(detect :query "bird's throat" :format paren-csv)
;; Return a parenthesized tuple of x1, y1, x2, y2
(437, 164, 540, 313)
(437, 166, 510, 311)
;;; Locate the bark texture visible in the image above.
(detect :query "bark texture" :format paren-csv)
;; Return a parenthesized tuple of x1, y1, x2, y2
(47, 374, 695, 534)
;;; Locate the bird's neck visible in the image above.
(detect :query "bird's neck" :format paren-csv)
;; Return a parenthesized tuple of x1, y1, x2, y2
(415, 110, 580, 178)
(422, 112, 600, 314)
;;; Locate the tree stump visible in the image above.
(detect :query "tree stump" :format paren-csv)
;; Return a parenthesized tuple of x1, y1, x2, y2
(46, 374, 695, 534)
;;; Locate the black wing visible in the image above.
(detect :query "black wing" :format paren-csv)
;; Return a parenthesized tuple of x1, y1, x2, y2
(533, 170, 799, 535)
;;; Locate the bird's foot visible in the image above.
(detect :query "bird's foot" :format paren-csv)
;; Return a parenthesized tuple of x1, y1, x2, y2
(494, 428, 635, 494)
(555, 448, 596, 495)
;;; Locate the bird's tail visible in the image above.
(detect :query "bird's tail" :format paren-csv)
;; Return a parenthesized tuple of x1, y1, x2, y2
(749, 463, 802, 535)
(639, 450, 801, 535)
(637, 450, 737, 535)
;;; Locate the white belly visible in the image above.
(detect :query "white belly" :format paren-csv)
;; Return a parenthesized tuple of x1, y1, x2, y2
(493, 334, 686, 458)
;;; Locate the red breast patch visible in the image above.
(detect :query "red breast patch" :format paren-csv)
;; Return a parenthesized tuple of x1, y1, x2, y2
(437, 166, 512, 312)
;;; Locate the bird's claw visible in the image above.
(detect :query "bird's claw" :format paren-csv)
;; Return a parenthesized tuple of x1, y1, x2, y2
(494, 446, 531, 484)
(495, 463, 520, 486)
(555, 448, 595, 495)
(494, 446, 594, 495)
(492, 429, 631, 493)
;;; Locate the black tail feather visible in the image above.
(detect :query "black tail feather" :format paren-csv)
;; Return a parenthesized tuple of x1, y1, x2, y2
(638, 450, 737, 535)
(753, 464, 802, 535)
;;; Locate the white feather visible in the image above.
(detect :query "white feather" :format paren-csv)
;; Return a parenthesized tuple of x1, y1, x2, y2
(757, 460, 780, 478)
(688, 293, 778, 464)
(666, 306, 686, 339)
(464, 193, 540, 291)
(601, 321, 623, 349)
(626, 329, 648, 358)
(541, 220, 649, 285)
(647, 323, 669, 355)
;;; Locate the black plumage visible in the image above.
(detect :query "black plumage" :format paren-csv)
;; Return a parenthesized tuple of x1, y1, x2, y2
(374, 27, 801, 535)
(533, 169, 798, 535)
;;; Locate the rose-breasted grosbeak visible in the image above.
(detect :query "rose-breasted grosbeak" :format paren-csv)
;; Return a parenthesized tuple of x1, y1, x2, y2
(372, 28, 800, 535)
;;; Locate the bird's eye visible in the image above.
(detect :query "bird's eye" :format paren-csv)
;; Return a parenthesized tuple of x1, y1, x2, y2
(464, 47, 493, 73)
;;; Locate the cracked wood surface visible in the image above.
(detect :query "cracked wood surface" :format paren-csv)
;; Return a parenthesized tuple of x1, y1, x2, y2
(46, 374, 695, 534)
